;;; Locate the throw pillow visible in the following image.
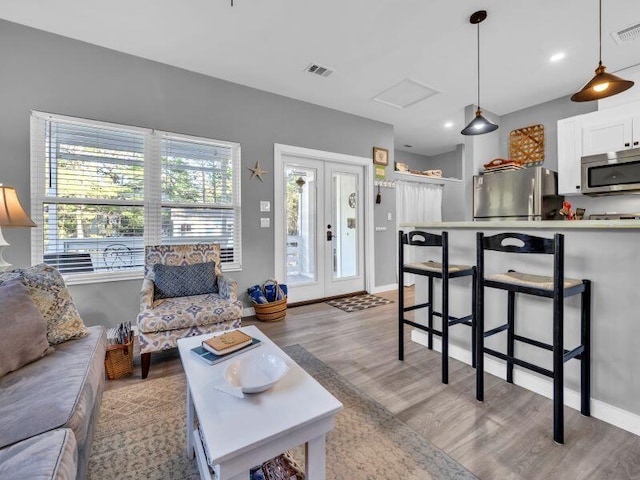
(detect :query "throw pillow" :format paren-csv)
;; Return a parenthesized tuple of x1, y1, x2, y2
(0, 280, 50, 377)
(0, 264, 88, 345)
(153, 262, 218, 300)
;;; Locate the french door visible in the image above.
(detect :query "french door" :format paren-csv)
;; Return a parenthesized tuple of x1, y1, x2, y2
(280, 155, 365, 303)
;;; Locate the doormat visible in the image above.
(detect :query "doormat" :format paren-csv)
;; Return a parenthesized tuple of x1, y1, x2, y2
(325, 294, 392, 312)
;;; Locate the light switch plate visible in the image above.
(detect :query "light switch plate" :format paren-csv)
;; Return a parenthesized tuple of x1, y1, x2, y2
(387, 212, 392, 221)
(260, 201, 270, 212)
(260, 217, 270, 228)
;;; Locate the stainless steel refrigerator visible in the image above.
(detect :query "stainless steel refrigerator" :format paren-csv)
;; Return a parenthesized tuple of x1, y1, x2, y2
(473, 167, 563, 221)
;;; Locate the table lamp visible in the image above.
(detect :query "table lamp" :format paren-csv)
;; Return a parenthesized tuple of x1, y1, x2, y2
(0, 185, 36, 271)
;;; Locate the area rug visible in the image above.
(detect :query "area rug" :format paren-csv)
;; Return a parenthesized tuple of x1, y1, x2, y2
(325, 294, 392, 312)
(87, 345, 477, 480)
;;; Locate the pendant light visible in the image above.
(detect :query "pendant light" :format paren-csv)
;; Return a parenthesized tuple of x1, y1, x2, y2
(461, 10, 498, 136)
(571, 0, 634, 102)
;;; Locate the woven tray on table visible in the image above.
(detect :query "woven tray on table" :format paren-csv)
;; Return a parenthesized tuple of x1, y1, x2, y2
(104, 340, 134, 379)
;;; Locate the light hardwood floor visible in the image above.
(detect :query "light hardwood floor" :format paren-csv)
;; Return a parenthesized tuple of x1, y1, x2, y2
(108, 288, 640, 480)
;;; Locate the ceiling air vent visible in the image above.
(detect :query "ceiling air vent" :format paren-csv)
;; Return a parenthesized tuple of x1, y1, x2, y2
(611, 22, 640, 45)
(305, 63, 334, 78)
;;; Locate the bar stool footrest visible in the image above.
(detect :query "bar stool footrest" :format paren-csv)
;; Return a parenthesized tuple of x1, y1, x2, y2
(403, 302, 430, 312)
(449, 314, 474, 326)
(402, 319, 443, 337)
(514, 334, 585, 360)
(483, 324, 508, 338)
(564, 345, 584, 362)
(483, 347, 553, 378)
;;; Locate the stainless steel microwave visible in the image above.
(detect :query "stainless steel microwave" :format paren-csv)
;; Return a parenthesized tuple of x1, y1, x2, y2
(581, 147, 640, 195)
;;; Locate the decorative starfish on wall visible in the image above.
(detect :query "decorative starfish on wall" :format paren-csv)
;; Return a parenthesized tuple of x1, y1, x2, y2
(248, 161, 269, 182)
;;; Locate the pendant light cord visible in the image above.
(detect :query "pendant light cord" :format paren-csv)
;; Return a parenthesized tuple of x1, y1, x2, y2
(598, 0, 602, 64)
(477, 22, 481, 109)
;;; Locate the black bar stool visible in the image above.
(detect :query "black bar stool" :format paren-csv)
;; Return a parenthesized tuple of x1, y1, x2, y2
(398, 230, 476, 384)
(475, 232, 591, 444)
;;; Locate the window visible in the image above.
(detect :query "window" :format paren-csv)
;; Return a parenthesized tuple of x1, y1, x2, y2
(31, 112, 241, 283)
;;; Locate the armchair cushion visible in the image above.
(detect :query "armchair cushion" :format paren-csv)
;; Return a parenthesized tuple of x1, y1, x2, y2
(137, 293, 243, 334)
(152, 262, 218, 300)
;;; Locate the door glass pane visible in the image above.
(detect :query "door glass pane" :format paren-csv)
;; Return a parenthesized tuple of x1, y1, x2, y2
(285, 166, 317, 285)
(333, 172, 358, 279)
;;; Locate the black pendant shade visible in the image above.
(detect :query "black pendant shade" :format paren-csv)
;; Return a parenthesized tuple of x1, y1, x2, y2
(461, 108, 499, 136)
(461, 10, 498, 136)
(571, 0, 634, 102)
(571, 62, 634, 102)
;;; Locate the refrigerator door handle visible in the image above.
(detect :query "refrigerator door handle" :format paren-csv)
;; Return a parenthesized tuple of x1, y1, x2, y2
(528, 178, 535, 220)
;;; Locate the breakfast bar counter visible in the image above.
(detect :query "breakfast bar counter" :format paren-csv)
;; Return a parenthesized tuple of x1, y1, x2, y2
(399, 221, 640, 435)
(406, 219, 640, 229)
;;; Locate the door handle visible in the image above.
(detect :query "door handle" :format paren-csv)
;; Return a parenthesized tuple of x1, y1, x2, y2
(625, 143, 631, 147)
(326, 224, 334, 241)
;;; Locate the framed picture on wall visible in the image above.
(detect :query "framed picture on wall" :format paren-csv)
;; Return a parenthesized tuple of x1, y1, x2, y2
(373, 147, 389, 166)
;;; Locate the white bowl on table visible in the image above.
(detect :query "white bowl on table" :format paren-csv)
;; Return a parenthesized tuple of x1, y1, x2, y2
(224, 352, 289, 394)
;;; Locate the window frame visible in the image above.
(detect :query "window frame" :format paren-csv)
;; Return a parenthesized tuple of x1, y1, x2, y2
(30, 111, 242, 285)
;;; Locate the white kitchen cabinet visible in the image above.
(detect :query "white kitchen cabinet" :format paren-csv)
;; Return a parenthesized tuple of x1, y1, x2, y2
(557, 101, 640, 195)
(557, 117, 583, 195)
(582, 115, 634, 156)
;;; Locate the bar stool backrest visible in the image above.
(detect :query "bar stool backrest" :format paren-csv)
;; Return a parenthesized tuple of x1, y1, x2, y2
(399, 230, 449, 281)
(477, 231, 564, 295)
(403, 230, 443, 247)
(480, 232, 556, 254)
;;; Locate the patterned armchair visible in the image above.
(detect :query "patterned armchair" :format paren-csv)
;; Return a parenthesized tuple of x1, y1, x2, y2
(136, 244, 242, 378)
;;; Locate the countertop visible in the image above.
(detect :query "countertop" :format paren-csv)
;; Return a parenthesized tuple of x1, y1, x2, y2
(400, 220, 640, 230)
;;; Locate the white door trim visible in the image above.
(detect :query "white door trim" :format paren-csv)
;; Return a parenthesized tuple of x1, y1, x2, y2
(274, 143, 374, 296)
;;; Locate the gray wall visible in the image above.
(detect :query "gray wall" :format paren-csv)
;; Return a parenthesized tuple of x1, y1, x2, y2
(0, 20, 395, 327)
(441, 180, 465, 221)
(394, 147, 463, 179)
(500, 95, 596, 171)
(393, 150, 430, 171)
(424, 145, 463, 179)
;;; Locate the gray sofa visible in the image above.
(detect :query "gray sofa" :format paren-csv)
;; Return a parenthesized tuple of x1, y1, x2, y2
(0, 326, 106, 480)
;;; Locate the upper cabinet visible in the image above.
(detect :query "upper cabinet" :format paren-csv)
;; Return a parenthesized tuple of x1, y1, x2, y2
(557, 117, 582, 195)
(582, 116, 634, 156)
(557, 101, 640, 195)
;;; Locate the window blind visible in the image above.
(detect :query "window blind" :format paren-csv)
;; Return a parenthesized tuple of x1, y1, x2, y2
(31, 112, 242, 282)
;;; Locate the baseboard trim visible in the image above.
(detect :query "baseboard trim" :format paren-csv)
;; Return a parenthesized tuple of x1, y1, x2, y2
(242, 307, 255, 317)
(410, 329, 640, 437)
(370, 283, 398, 294)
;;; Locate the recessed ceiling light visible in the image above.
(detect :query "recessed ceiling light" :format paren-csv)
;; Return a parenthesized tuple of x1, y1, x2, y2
(404, 144, 413, 148)
(550, 52, 566, 62)
(444, 122, 454, 128)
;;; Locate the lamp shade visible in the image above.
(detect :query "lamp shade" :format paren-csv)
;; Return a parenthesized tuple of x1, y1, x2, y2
(0, 186, 36, 227)
(461, 109, 499, 136)
(570, 63, 635, 102)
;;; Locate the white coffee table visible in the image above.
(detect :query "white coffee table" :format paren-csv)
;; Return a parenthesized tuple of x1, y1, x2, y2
(177, 325, 343, 480)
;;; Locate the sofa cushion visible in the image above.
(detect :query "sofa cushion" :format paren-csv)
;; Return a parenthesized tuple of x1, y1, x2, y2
(137, 293, 243, 333)
(0, 281, 50, 378)
(0, 264, 88, 345)
(153, 261, 218, 300)
(0, 429, 77, 480)
(0, 326, 106, 452)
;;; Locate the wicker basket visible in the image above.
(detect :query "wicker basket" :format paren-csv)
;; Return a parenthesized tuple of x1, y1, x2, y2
(253, 297, 287, 322)
(251, 451, 305, 480)
(104, 340, 134, 379)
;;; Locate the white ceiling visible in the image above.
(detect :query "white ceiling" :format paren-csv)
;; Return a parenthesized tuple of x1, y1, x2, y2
(1, 0, 640, 156)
